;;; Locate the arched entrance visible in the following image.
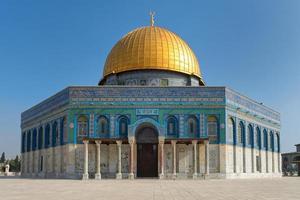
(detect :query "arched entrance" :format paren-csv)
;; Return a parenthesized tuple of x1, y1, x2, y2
(136, 125, 158, 177)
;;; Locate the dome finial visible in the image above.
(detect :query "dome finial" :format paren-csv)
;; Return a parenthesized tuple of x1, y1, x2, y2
(150, 11, 155, 26)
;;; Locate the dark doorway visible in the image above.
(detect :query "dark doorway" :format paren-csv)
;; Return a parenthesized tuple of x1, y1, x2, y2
(136, 126, 158, 178)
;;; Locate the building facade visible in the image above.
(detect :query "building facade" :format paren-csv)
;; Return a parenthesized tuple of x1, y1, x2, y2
(21, 22, 281, 180)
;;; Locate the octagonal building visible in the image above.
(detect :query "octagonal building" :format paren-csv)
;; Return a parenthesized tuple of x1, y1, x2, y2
(21, 21, 281, 179)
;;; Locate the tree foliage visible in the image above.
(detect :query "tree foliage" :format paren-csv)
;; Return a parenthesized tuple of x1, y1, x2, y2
(0, 152, 5, 163)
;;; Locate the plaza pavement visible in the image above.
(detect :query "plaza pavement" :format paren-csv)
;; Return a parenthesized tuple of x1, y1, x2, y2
(0, 177, 299, 200)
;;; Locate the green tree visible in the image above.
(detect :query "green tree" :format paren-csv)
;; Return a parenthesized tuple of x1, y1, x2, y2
(8, 155, 21, 172)
(0, 152, 5, 163)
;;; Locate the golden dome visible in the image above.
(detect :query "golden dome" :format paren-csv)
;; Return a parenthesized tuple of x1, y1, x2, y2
(102, 26, 203, 83)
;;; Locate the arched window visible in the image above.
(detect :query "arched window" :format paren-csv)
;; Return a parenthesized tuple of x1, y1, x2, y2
(255, 127, 261, 149)
(208, 116, 218, 142)
(27, 131, 31, 152)
(270, 132, 274, 151)
(60, 117, 67, 145)
(187, 116, 198, 137)
(52, 121, 58, 147)
(119, 116, 129, 137)
(167, 116, 178, 136)
(97, 116, 109, 136)
(32, 129, 37, 151)
(21, 132, 26, 153)
(45, 124, 50, 148)
(263, 129, 268, 149)
(77, 116, 88, 136)
(227, 117, 235, 142)
(38, 127, 43, 149)
(247, 124, 253, 146)
(238, 121, 244, 144)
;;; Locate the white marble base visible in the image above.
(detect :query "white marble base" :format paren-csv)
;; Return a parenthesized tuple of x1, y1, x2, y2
(116, 173, 122, 179)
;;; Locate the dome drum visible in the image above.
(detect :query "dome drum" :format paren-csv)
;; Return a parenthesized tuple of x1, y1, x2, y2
(99, 69, 203, 86)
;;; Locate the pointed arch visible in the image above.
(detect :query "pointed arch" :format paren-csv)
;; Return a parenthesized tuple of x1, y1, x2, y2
(207, 115, 219, 143)
(52, 121, 58, 147)
(255, 127, 261, 149)
(166, 115, 178, 137)
(45, 124, 50, 148)
(227, 117, 235, 143)
(119, 115, 129, 137)
(96, 115, 109, 137)
(247, 124, 253, 147)
(38, 126, 43, 149)
(77, 115, 89, 136)
(238, 121, 245, 145)
(187, 115, 198, 138)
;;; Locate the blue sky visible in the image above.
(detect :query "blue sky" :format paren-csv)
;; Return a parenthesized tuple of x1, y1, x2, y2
(0, 0, 299, 158)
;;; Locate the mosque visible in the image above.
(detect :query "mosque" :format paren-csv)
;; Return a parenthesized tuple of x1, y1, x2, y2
(21, 15, 282, 179)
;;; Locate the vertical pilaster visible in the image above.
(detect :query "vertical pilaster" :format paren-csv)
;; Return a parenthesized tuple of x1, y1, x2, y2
(266, 131, 269, 173)
(95, 140, 101, 180)
(243, 122, 247, 173)
(159, 138, 165, 179)
(43, 125, 47, 177)
(49, 124, 53, 175)
(272, 151, 275, 173)
(31, 130, 34, 176)
(233, 118, 237, 173)
(205, 140, 210, 176)
(129, 138, 135, 179)
(89, 113, 94, 137)
(192, 140, 198, 179)
(179, 115, 184, 137)
(171, 140, 177, 179)
(82, 140, 89, 180)
(35, 129, 39, 176)
(110, 115, 115, 137)
(23, 132, 28, 175)
(278, 153, 281, 173)
(116, 140, 122, 179)
(56, 120, 61, 178)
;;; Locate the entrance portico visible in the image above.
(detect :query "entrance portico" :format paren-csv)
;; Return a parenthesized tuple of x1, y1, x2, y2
(81, 137, 209, 180)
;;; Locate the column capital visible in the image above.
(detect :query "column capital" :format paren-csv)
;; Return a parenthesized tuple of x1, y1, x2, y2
(158, 136, 165, 143)
(95, 140, 102, 145)
(128, 137, 135, 145)
(83, 140, 89, 144)
(192, 140, 198, 145)
(171, 140, 177, 145)
(204, 140, 209, 145)
(116, 140, 122, 146)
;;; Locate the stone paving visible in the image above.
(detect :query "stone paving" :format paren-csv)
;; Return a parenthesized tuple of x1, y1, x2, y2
(0, 177, 299, 200)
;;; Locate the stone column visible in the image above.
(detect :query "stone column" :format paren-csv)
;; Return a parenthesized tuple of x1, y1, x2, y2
(266, 149, 269, 173)
(95, 140, 101, 180)
(116, 140, 122, 179)
(251, 147, 255, 173)
(49, 124, 53, 175)
(171, 140, 177, 179)
(35, 129, 39, 176)
(278, 153, 281, 173)
(272, 151, 275, 173)
(204, 140, 210, 176)
(129, 138, 135, 179)
(55, 120, 60, 178)
(82, 140, 89, 180)
(192, 140, 198, 179)
(259, 148, 262, 173)
(233, 119, 238, 173)
(43, 125, 47, 178)
(31, 130, 34, 176)
(159, 138, 165, 179)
